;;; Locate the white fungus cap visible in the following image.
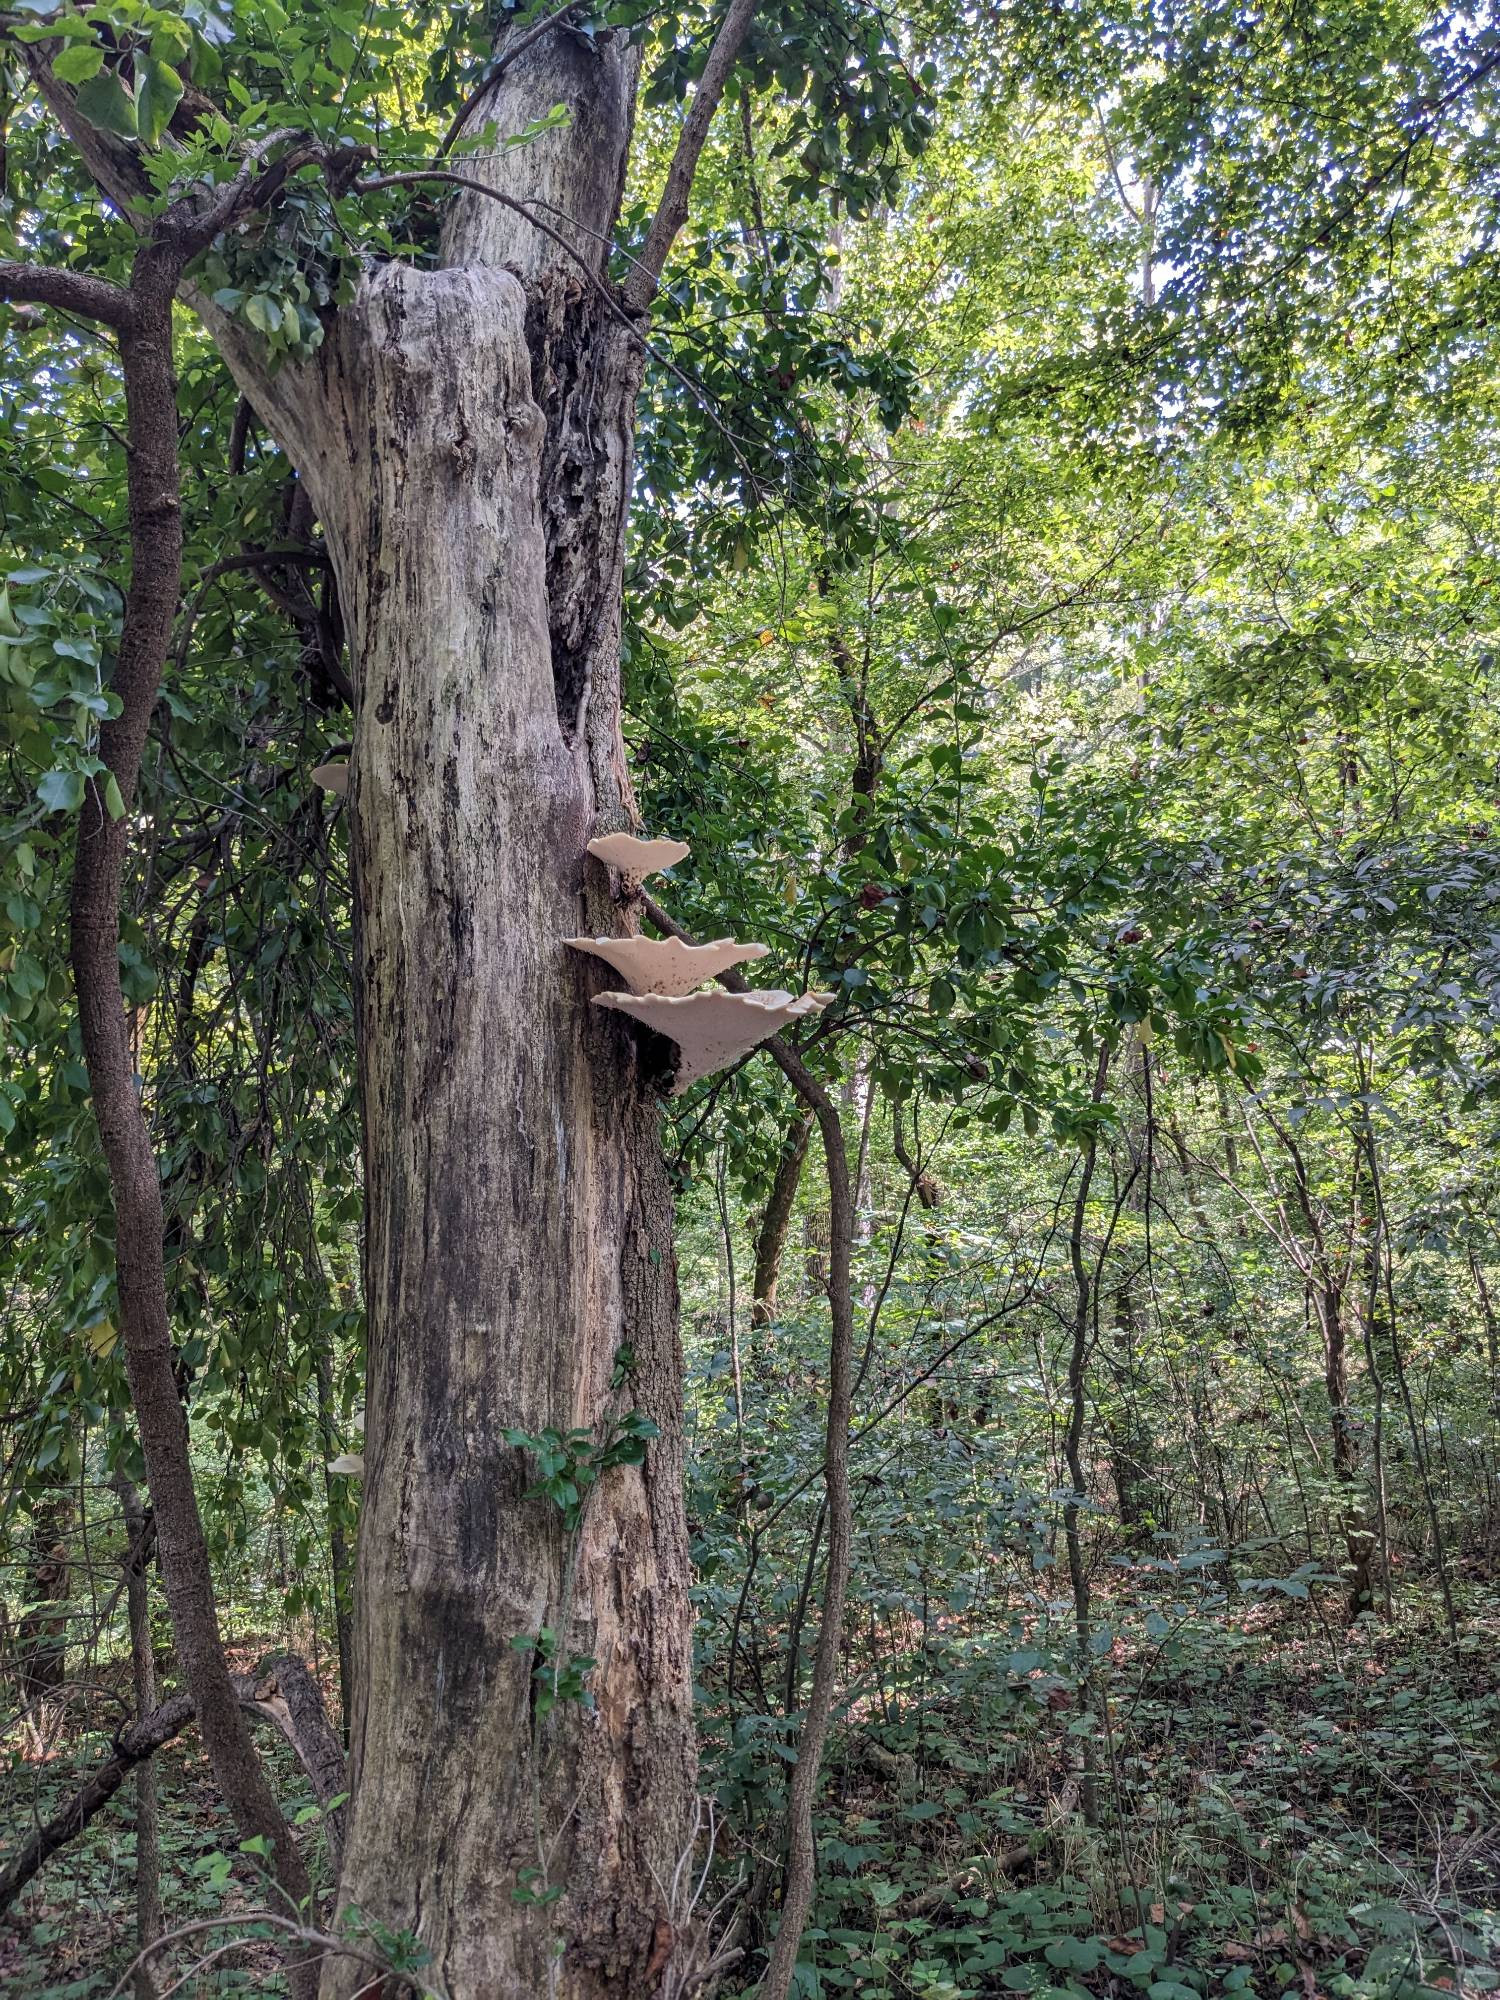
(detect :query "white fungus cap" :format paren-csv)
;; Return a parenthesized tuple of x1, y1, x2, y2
(564, 934, 770, 997)
(594, 987, 836, 1092)
(586, 832, 691, 876)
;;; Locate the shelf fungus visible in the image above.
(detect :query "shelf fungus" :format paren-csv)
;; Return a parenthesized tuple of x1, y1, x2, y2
(327, 1452, 365, 1477)
(594, 987, 836, 1093)
(585, 831, 690, 876)
(311, 762, 349, 797)
(564, 933, 769, 997)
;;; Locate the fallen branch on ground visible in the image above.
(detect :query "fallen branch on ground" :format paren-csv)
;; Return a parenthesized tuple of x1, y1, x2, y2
(0, 1657, 347, 1913)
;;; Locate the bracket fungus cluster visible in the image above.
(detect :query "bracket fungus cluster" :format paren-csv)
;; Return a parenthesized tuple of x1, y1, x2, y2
(569, 832, 834, 1093)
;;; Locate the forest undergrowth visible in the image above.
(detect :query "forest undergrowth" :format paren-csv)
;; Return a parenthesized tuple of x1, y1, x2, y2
(4, 1490, 1494, 1999)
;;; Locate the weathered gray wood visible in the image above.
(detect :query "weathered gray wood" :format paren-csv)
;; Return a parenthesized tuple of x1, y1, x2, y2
(230, 37, 699, 1999)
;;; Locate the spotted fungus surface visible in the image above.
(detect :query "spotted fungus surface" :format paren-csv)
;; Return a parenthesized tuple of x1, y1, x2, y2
(564, 934, 769, 997)
(594, 987, 836, 1092)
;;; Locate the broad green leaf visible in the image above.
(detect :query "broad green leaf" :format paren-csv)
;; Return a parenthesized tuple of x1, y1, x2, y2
(244, 294, 283, 336)
(74, 69, 137, 137)
(37, 768, 85, 813)
(51, 40, 104, 84)
(136, 56, 184, 147)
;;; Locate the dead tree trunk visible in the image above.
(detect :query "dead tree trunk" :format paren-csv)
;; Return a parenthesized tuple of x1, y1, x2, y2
(22, 1, 762, 1985)
(285, 325, 688, 1995)
(219, 34, 734, 1997)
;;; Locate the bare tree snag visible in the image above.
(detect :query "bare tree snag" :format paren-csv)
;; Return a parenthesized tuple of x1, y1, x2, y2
(23, 2, 765, 1985)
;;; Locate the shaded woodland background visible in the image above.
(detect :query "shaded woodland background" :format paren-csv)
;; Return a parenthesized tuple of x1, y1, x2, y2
(2, 1, 1498, 1995)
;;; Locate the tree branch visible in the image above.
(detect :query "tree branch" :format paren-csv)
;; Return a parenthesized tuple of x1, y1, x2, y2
(637, 891, 851, 1999)
(623, 0, 761, 311)
(0, 1695, 195, 1912)
(243, 1655, 349, 1877)
(13, 45, 155, 223)
(0, 259, 132, 330)
(66, 236, 317, 1991)
(0, 1658, 348, 1917)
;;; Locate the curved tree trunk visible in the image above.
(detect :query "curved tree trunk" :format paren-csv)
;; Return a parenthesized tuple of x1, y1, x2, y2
(67, 250, 317, 1970)
(751, 1112, 812, 1333)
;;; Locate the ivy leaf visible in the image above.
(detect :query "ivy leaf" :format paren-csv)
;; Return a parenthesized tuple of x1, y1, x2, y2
(74, 69, 137, 138)
(52, 41, 104, 85)
(136, 57, 184, 147)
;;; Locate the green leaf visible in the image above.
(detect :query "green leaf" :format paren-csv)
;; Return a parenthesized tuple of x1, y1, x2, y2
(102, 773, 125, 820)
(37, 768, 84, 813)
(244, 294, 284, 337)
(74, 69, 137, 138)
(52, 41, 104, 84)
(136, 56, 184, 147)
(1046, 1938, 1104, 1971)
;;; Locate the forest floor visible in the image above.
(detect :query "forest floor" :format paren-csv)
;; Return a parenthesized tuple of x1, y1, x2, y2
(1, 1590, 1496, 1998)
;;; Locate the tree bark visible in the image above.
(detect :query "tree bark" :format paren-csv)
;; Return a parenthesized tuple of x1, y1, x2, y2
(751, 1112, 812, 1331)
(15, 1483, 68, 1752)
(1061, 1051, 1110, 1830)
(1317, 1283, 1375, 1619)
(25, 9, 763, 1986)
(1103, 1283, 1156, 1547)
(755, 1060, 853, 2000)
(66, 245, 316, 1969)
(241, 41, 699, 1996)
(115, 1477, 162, 2000)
